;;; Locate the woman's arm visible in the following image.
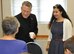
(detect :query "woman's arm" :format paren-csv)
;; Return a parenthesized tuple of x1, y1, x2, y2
(63, 19, 73, 41)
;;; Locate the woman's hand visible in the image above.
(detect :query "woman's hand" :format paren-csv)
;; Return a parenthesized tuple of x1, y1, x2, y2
(46, 41, 50, 51)
(46, 45, 49, 51)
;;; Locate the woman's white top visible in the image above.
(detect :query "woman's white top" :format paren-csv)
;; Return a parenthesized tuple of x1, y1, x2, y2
(48, 18, 72, 41)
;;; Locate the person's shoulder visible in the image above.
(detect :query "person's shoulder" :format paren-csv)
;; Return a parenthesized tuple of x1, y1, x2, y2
(16, 40, 27, 45)
(30, 14, 37, 20)
(64, 18, 71, 23)
(30, 13, 36, 16)
(64, 18, 70, 21)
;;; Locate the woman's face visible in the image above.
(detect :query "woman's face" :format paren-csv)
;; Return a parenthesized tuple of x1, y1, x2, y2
(53, 8, 62, 19)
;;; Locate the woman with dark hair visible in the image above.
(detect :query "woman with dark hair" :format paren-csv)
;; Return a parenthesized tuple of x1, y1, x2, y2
(46, 4, 73, 54)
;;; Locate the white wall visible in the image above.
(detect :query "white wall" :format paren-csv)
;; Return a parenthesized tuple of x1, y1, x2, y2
(0, 0, 3, 37)
(0, 0, 1, 18)
(67, 0, 74, 35)
(2, 0, 12, 19)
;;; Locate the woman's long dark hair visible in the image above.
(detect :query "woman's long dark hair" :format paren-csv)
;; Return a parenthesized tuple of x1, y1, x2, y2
(48, 4, 72, 28)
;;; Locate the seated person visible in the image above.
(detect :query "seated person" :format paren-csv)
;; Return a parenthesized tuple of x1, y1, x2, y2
(64, 36, 74, 54)
(0, 16, 28, 54)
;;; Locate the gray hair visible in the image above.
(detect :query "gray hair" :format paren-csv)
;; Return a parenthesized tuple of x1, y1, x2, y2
(22, 1, 32, 9)
(2, 16, 20, 35)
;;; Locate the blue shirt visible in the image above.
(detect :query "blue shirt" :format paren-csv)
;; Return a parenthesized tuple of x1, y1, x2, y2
(0, 40, 28, 54)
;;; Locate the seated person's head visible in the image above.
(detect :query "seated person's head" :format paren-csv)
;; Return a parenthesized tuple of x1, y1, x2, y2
(64, 36, 74, 54)
(2, 16, 20, 35)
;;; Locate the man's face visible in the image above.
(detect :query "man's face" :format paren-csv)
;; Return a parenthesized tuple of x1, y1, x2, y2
(21, 5, 31, 18)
